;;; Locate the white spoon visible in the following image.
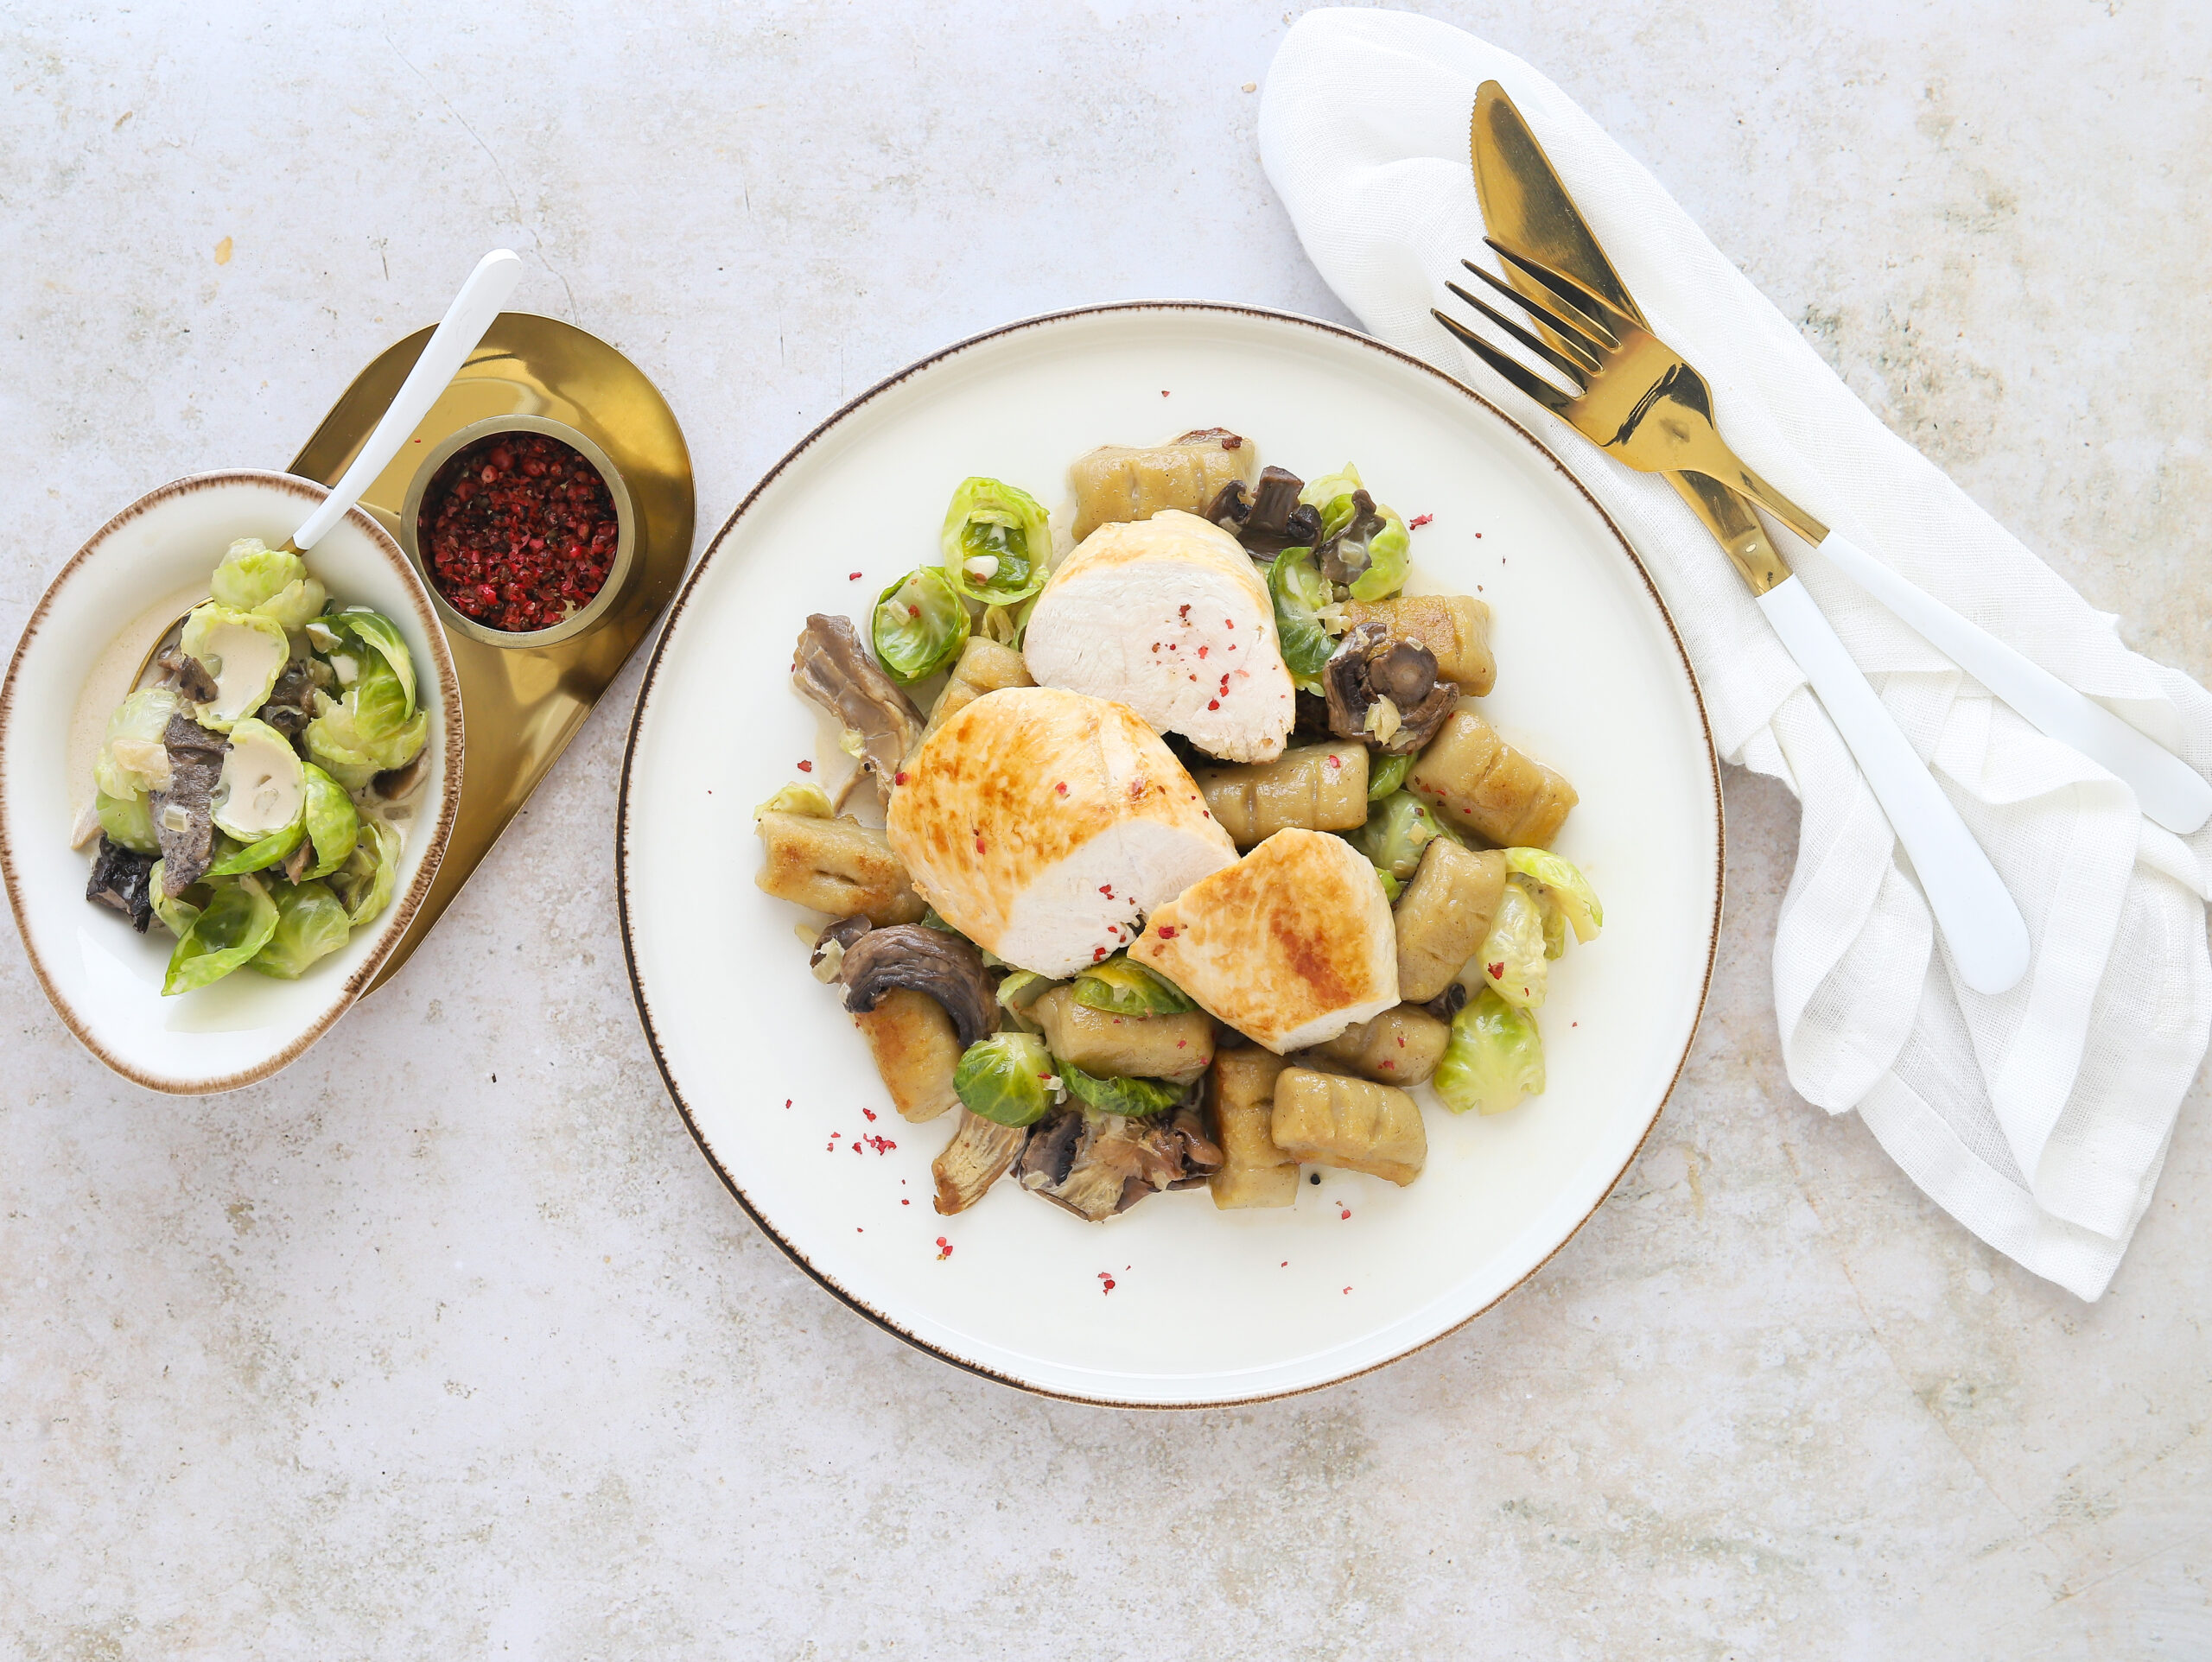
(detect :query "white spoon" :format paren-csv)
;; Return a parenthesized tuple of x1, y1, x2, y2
(291, 247, 525, 551)
(136, 249, 526, 684)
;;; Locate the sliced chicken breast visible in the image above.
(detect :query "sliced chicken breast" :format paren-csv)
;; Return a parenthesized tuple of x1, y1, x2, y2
(886, 687, 1237, 977)
(1023, 511, 1295, 764)
(1128, 828, 1399, 1053)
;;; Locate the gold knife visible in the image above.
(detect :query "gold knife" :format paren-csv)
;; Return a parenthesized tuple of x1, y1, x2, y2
(1467, 83, 1789, 596)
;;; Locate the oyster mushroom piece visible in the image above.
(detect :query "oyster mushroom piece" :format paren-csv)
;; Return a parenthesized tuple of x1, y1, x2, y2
(85, 836, 157, 933)
(1321, 623, 1454, 756)
(791, 614, 925, 803)
(1014, 1104, 1221, 1221)
(156, 648, 220, 705)
(151, 714, 227, 895)
(837, 923, 998, 1049)
(257, 657, 322, 739)
(931, 1110, 1029, 1215)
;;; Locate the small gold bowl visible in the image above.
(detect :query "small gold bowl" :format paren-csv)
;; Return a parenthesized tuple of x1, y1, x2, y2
(400, 413, 637, 650)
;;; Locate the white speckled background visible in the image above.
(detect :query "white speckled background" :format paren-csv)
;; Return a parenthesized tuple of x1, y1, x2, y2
(3, 3, 2207, 1656)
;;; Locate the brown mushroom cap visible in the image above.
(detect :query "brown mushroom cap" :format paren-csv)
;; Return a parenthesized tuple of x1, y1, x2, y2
(1368, 639, 1439, 708)
(1322, 624, 1455, 756)
(837, 923, 998, 1048)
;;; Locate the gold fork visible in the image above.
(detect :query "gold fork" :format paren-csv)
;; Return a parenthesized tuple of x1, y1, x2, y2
(1436, 237, 2209, 833)
(1433, 241, 2031, 996)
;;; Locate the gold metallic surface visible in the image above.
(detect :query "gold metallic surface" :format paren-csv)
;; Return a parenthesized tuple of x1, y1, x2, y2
(289, 313, 693, 991)
(1466, 85, 1799, 596)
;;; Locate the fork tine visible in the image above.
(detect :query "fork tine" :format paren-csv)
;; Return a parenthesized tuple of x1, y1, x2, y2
(1451, 266, 1603, 373)
(1442, 279, 1594, 384)
(1481, 239, 1625, 348)
(1430, 308, 1576, 413)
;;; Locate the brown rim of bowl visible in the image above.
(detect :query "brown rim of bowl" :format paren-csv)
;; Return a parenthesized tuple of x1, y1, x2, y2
(399, 414, 637, 650)
(0, 468, 465, 1095)
(614, 301, 1726, 1409)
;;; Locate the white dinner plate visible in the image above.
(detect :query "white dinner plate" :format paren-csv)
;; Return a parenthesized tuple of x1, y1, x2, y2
(620, 304, 1720, 1405)
(0, 471, 462, 1094)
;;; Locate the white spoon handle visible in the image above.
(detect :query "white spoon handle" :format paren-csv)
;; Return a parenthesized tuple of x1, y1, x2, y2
(1817, 531, 2210, 834)
(291, 249, 526, 552)
(1758, 574, 2030, 996)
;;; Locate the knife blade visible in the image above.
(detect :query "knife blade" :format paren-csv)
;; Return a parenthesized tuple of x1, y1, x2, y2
(1468, 82, 1789, 596)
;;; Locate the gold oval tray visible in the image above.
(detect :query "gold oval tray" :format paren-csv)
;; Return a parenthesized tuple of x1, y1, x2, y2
(289, 313, 693, 990)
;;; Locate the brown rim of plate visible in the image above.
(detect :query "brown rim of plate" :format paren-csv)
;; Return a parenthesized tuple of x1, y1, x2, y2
(615, 301, 1726, 1409)
(0, 468, 466, 1095)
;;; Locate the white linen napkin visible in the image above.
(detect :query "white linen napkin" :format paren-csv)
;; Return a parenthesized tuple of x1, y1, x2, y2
(1258, 9, 2212, 1299)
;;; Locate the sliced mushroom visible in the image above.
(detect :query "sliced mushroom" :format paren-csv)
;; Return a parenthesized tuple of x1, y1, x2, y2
(791, 614, 925, 803)
(809, 913, 873, 984)
(1014, 1105, 1218, 1221)
(1316, 490, 1387, 587)
(931, 1109, 1028, 1215)
(156, 648, 219, 705)
(258, 657, 321, 739)
(1238, 466, 1322, 555)
(1204, 478, 1251, 536)
(85, 836, 156, 933)
(838, 923, 998, 1049)
(151, 714, 226, 895)
(1321, 623, 1454, 756)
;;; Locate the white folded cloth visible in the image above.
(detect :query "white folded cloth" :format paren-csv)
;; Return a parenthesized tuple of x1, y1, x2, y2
(1259, 10, 2212, 1299)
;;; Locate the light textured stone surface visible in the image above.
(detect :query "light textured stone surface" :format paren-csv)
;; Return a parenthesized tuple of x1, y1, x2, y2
(3, 3, 2208, 1656)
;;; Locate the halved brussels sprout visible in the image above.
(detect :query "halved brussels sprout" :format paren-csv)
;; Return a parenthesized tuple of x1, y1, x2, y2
(301, 764, 359, 879)
(248, 879, 353, 979)
(1344, 508, 1409, 603)
(753, 781, 834, 820)
(95, 789, 158, 855)
(1070, 955, 1197, 1017)
(145, 860, 205, 938)
(941, 477, 1051, 606)
(1299, 464, 1367, 539)
(179, 603, 289, 731)
(1373, 866, 1403, 904)
(328, 816, 402, 926)
(1503, 847, 1603, 944)
(162, 875, 281, 995)
(1058, 1061, 1183, 1119)
(1267, 547, 1336, 679)
(1300, 465, 1410, 602)
(872, 567, 971, 686)
(953, 1031, 1055, 1127)
(211, 718, 306, 844)
(326, 608, 416, 720)
(1467, 877, 1549, 1010)
(205, 821, 307, 877)
(1433, 986, 1545, 1115)
(304, 685, 426, 790)
(1366, 750, 1412, 802)
(93, 688, 184, 800)
(1356, 789, 1465, 881)
(212, 538, 327, 631)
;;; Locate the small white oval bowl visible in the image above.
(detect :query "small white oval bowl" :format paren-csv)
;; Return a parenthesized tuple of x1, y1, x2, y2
(0, 471, 464, 1094)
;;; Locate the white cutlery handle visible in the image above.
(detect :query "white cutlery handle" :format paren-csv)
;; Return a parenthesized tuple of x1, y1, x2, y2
(291, 249, 527, 552)
(1758, 575, 2030, 995)
(1817, 531, 2210, 834)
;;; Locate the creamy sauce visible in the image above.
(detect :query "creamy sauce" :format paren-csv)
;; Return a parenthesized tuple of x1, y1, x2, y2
(200, 617, 286, 724)
(213, 727, 302, 838)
